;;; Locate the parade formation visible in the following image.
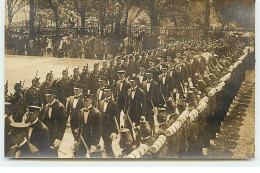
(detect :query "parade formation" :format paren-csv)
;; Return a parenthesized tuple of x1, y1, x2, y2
(4, 32, 255, 159)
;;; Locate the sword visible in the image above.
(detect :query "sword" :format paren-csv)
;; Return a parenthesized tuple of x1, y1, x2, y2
(80, 135, 91, 158)
(114, 116, 120, 133)
(50, 146, 67, 155)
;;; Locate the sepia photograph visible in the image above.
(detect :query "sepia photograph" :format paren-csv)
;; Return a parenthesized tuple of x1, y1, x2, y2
(3, 0, 255, 159)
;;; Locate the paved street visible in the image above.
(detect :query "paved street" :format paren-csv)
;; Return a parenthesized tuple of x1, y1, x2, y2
(205, 70, 255, 159)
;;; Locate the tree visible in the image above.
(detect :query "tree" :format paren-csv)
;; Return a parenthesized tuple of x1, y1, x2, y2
(212, 0, 255, 30)
(6, 0, 29, 24)
(63, 0, 93, 34)
(37, 0, 63, 37)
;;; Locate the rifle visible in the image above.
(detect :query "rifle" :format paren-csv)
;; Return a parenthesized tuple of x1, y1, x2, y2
(5, 80, 8, 95)
(35, 70, 38, 78)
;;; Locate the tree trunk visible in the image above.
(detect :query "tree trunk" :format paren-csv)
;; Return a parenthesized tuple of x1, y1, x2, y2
(52, 7, 60, 56)
(53, 8, 60, 37)
(122, 7, 129, 38)
(204, 0, 210, 39)
(8, 11, 13, 24)
(29, 0, 35, 39)
(80, 10, 86, 34)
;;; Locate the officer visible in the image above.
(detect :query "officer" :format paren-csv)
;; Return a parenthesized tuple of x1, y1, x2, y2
(114, 69, 130, 113)
(141, 69, 160, 134)
(24, 77, 41, 107)
(41, 89, 67, 157)
(98, 85, 119, 158)
(66, 83, 84, 141)
(157, 64, 173, 103)
(24, 106, 51, 157)
(124, 76, 146, 127)
(96, 76, 108, 107)
(7, 122, 40, 158)
(74, 93, 102, 158)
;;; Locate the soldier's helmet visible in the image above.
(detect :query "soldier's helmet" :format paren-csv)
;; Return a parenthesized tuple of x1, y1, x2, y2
(14, 81, 22, 91)
(62, 68, 68, 76)
(32, 77, 40, 87)
(46, 71, 53, 81)
(73, 67, 79, 74)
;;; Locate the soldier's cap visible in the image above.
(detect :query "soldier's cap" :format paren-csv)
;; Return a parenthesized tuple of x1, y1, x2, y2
(190, 51, 196, 54)
(146, 69, 154, 75)
(73, 67, 79, 72)
(117, 69, 126, 73)
(62, 69, 68, 74)
(82, 93, 94, 100)
(167, 56, 172, 59)
(157, 56, 163, 60)
(176, 53, 181, 56)
(27, 105, 41, 112)
(103, 85, 114, 91)
(98, 76, 108, 82)
(74, 83, 84, 89)
(128, 76, 138, 82)
(32, 77, 40, 82)
(161, 64, 168, 69)
(45, 89, 57, 95)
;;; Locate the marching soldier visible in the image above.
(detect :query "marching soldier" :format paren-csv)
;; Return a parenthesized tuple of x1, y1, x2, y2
(7, 122, 40, 158)
(55, 68, 70, 106)
(74, 93, 102, 158)
(42, 89, 67, 157)
(39, 71, 54, 106)
(114, 69, 130, 112)
(98, 85, 119, 158)
(124, 76, 146, 127)
(23, 106, 51, 157)
(66, 83, 84, 141)
(68, 67, 81, 96)
(10, 82, 26, 122)
(24, 77, 41, 107)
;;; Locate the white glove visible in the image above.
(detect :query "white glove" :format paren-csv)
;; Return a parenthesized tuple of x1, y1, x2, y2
(110, 133, 117, 140)
(53, 139, 61, 148)
(90, 145, 97, 152)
